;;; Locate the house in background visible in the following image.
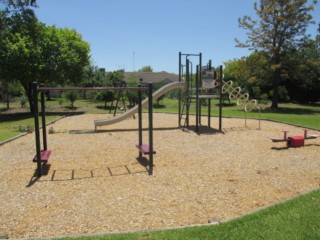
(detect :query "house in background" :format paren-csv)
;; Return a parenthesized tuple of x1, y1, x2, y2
(124, 71, 179, 86)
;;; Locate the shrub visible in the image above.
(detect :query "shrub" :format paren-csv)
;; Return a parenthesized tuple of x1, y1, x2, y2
(58, 98, 64, 106)
(18, 125, 34, 133)
(19, 95, 27, 108)
(48, 127, 55, 134)
(63, 91, 78, 108)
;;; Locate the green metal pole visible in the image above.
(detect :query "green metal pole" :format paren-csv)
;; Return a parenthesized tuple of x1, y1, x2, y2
(33, 82, 42, 177)
(40, 84, 47, 151)
(148, 83, 153, 175)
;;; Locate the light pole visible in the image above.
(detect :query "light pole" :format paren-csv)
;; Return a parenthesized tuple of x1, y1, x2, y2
(133, 51, 135, 72)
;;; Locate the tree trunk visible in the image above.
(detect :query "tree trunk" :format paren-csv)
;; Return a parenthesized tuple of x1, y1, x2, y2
(27, 90, 34, 113)
(271, 81, 279, 109)
(270, 54, 281, 109)
(25, 83, 34, 113)
(6, 93, 10, 109)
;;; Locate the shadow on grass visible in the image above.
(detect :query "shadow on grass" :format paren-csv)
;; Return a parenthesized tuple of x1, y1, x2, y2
(262, 107, 320, 115)
(96, 105, 115, 110)
(153, 104, 166, 109)
(0, 111, 85, 123)
(64, 106, 79, 110)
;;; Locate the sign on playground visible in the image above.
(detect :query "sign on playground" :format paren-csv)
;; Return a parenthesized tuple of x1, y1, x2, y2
(202, 71, 216, 89)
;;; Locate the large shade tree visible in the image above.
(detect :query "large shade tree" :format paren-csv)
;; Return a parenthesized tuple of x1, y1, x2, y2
(284, 37, 320, 102)
(236, 0, 317, 108)
(0, 0, 90, 112)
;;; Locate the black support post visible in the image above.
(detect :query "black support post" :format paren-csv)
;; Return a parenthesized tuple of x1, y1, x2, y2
(178, 52, 182, 127)
(186, 58, 190, 127)
(195, 65, 199, 132)
(208, 98, 211, 128)
(148, 83, 153, 175)
(40, 84, 47, 151)
(199, 53, 202, 126)
(219, 65, 223, 131)
(138, 86, 142, 159)
(33, 82, 42, 177)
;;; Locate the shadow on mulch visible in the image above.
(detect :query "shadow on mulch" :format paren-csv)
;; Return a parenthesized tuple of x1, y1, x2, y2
(26, 164, 51, 187)
(26, 160, 150, 186)
(271, 143, 320, 151)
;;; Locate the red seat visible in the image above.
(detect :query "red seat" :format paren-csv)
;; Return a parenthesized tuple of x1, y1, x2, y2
(136, 144, 156, 155)
(288, 136, 304, 147)
(33, 150, 52, 162)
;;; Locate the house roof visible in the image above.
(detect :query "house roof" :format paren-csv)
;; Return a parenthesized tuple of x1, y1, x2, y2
(123, 71, 179, 83)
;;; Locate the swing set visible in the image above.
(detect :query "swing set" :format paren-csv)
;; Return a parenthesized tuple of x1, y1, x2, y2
(32, 82, 156, 177)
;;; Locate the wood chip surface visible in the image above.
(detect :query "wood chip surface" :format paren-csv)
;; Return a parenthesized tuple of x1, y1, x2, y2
(0, 113, 319, 239)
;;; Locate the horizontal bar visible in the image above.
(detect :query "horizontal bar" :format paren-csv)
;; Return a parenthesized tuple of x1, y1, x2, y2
(38, 87, 148, 91)
(180, 53, 201, 57)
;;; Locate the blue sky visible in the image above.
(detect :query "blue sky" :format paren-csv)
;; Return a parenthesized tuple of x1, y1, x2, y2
(34, 0, 320, 74)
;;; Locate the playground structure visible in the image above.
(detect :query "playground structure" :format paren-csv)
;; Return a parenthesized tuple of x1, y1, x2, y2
(32, 82, 156, 177)
(178, 52, 223, 132)
(178, 52, 261, 132)
(270, 129, 319, 147)
(33, 52, 264, 178)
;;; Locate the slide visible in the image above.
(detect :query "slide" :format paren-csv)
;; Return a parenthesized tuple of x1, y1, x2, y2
(94, 82, 185, 130)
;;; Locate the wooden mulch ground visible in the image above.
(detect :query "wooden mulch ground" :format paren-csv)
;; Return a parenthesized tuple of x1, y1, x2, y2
(0, 113, 319, 239)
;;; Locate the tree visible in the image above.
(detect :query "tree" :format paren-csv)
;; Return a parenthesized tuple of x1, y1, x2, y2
(0, 0, 37, 10)
(236, 0, 317, 108)
(317, 22, 320, 46)
(224, 57, 249, 83)
(138, 66, 153, 72)
(0, 3, 90, 112)
(0, 79, 21, 109)
(96, 91, 113, 108)
(284, 38, 320, 102)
